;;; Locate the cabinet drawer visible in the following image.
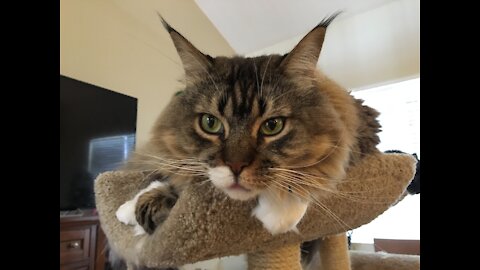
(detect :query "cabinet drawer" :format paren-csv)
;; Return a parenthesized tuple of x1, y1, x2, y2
(60, 261, 89, 270)
(60, 262, 89, 270)
(60, 227, 91, 264)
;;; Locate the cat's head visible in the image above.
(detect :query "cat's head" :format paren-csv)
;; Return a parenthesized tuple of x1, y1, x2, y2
(150, 14, 357, 201)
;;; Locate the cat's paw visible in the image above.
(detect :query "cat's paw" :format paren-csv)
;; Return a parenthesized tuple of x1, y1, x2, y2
(116, 197, 147, 236)
(115, 181, 176, 235)
(134, 187, 177, 235)
(252, 192, 308, 235)
(116, 197, 138, 225)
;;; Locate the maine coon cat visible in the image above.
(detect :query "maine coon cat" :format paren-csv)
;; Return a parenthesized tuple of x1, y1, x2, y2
(115, 13, 380, 269)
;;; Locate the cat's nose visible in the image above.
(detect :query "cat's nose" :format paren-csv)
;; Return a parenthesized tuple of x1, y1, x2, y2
(226, 161, 249, 176)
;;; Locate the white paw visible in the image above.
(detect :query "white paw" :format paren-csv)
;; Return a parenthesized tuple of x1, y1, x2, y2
(115, 181, 165, 236)
(252, 192, 308, 235)
(116, 199, 137, 225)
(133, 224, 146, 236)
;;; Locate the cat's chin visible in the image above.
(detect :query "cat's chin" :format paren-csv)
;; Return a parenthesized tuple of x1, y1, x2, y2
(223, 187, 259, 201)
(209, 166, 259, 201)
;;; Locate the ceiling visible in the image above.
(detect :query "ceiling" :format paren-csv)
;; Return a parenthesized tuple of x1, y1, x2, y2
(195, 0, 395, 54)
(112, 0, 396, 55)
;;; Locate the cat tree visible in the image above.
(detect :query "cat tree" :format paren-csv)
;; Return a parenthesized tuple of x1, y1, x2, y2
(94, 152, 417, 270)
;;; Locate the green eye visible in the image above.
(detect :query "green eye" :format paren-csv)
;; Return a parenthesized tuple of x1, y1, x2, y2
(200, 114, 223, 134)
(260, 118, 285, 136)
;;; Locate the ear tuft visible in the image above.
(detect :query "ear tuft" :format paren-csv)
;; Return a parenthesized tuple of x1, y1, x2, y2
(156, 13, 213, 85)
(280, 11, 342, 76)
(316, 11, 343, 29)
(156, 12, 175, 34)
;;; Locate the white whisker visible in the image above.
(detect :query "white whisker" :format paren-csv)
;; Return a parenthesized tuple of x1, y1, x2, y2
(126, 152, 209, 179)
(122, 31, 183, 70)
(268, 172, 395, 204)
(253, 60, 260, 95)
(260, 55, 273, 98)
(268, 180, 350, 232)
(282, 129, 346, 170)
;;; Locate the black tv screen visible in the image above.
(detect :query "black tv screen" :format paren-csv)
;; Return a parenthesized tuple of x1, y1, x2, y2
(60, 75, 137, 211)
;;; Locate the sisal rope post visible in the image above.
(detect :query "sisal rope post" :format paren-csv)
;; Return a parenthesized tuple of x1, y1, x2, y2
(318, 234, 352, 270)
(247, 242, 302, 270)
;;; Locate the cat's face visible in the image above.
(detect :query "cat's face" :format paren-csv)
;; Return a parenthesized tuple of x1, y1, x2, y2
(151, 18, 352, 201)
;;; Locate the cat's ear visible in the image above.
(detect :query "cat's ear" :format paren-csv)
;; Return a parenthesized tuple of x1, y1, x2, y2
(280, 13, 341, 76)
(160, 15, 213, 84)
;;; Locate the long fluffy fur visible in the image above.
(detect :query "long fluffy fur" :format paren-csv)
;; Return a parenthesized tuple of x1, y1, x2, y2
(113, 14, 380, 270)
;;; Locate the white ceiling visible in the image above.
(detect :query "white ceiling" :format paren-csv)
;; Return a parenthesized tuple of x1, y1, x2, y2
(111, 0, 396, 55)
(195, 0, 395, 54)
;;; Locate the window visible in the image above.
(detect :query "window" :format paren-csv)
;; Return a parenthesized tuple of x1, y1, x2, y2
(349, 77, 420, 243)
(88, 134, 136, 178)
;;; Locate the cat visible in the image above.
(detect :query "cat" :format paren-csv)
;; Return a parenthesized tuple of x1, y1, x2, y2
(115, 13, 381, 269)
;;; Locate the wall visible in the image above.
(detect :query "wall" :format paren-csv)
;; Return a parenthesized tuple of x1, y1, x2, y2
(61, 0, 419, 142)
(61, 1, 237, 268)
(247, 0, 419, 90)
(61, 0, 419, 267)
(60, 0, 235, 146)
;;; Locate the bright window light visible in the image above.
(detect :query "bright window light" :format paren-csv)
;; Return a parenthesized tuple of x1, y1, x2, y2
(88, 134, 136, 178)
(350, 77, 420, 243)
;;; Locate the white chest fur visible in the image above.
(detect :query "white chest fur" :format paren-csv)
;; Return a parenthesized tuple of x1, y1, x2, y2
(252, 191, 309, 235)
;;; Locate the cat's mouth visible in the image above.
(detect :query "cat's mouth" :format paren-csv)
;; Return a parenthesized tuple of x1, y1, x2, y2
(222, 182, 257, 201)
(208, 166, 259, 201)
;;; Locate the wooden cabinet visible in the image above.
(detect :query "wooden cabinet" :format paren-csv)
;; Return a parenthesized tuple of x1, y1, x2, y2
(60, 209, 107, 270)
(374, 238, 420, 255)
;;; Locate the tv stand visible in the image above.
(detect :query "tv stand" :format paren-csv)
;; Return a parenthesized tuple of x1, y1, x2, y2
(60, 209, 84, 217)
(60, 209, 107, 270)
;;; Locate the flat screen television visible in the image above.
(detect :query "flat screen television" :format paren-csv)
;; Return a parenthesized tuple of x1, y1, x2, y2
(60, 75, 137, 211)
